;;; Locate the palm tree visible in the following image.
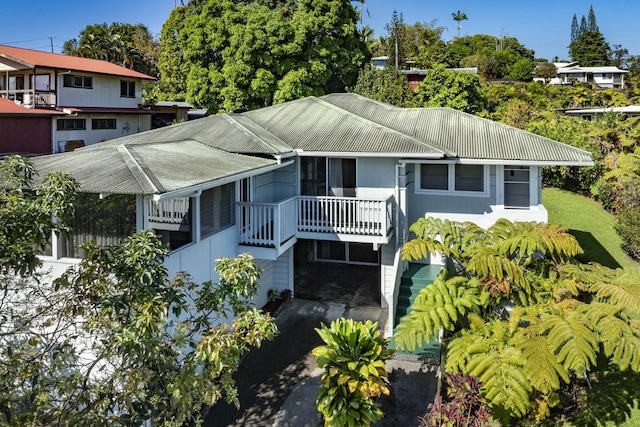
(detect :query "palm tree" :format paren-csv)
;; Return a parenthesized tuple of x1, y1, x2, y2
(451, 10, 468, 37)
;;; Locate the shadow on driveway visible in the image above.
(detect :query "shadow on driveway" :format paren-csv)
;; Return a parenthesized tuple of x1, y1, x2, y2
(204, 299, 437, 427)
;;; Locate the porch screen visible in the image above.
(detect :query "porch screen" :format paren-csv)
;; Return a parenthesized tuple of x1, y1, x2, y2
(200, 183, 235, 239)
(504, 166, 530, 209)
(62, 193, 136, 258)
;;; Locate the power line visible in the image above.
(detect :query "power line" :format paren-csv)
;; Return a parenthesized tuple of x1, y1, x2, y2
(0, 37, 53, 45)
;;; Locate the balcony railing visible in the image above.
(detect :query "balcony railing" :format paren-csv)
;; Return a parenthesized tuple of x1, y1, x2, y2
(148, 198, 190, 225)
(238, 195, 393, 249)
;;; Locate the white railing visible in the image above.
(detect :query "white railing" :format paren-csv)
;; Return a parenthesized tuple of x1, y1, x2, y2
(238, 195, 393, 248)
(237, 197, 297, 248)
(298, 196, 392, 236)
(147, 198, 190, 224)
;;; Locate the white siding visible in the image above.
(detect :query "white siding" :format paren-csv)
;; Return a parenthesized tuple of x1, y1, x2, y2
(55, 113, 151, 151)
(356, 157, 395, 199)
(57, 74, 142, 108)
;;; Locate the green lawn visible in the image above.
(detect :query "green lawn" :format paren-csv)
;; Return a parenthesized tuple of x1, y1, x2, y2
(542, 187, 638, 270)
(542, 188, 640, 426)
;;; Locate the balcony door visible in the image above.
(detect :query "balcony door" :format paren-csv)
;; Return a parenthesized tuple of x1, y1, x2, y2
(300, 157, 356, 197)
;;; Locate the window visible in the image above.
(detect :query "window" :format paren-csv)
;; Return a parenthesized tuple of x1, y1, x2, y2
(91, 119, 117, 130)
(200, 183, 236, 239)
(120, 81, 135, 97)
(9, 75, 25, 90)
(504, 166, 530, 209)
(419, 163, 485, 194)
(300, 157, 327, 196)
(35, 74, 50, 91)
(63, 74, 92, 89)
(57, 119, 86, 130)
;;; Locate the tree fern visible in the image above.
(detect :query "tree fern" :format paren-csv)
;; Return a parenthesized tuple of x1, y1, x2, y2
(393, 275, 483, 352)
(445, 321, 531, 418)
(579, 302, 640, 371)
(540, 311, 598, 374)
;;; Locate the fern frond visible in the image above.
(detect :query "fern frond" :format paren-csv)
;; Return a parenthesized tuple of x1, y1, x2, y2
(581, 302, 640, 371)
(401, 237, 445, 262)
(446, 322, 531, 417)
(394, 275, 481, 352)
(514, 333, 570, 395)
(540, 311, 598, 374)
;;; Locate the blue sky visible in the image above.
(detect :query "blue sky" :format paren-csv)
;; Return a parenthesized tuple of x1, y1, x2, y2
(1, 0, 639, 61)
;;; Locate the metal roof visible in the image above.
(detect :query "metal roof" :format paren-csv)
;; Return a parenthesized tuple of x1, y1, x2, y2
(31, 140, 276, 195)
(320, 93, 593, 164)
(28, 93, 593, 196)
(0, 45, 155, 80)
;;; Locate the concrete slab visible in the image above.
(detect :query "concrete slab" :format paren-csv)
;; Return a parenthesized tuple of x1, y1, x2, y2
(204, 299, 438, 427)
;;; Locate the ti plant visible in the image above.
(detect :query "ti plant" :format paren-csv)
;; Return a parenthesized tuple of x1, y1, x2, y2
(313, 318, 394, 427)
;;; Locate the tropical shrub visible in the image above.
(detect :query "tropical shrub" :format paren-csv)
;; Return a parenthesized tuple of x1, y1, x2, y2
(396, 217, 640, 423)
(615, 207, 640, 260)
(313, 318, 394, 426)
(419, 373, 493, 427)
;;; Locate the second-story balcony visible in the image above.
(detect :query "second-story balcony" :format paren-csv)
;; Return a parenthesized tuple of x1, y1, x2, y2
(1, 90, 57, 109)
(238, 195, 394, 258)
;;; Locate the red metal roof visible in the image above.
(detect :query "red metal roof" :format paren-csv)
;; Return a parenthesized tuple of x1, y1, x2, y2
(61, 106, 153, 115)
(0, 45, 155, 80)
(0, 98, 63, 115)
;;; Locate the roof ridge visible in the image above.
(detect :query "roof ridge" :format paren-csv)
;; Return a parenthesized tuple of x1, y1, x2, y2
(222, 113, 292, 154)
(116, 145, 163, 194)
(313, 96, 453, 157)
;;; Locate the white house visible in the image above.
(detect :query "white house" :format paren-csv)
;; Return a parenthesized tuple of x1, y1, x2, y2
(31, 93, 593, 336)
(539, 63, 628, 89)
(564, 105, 640, 121)
(0, 45, 155, 153)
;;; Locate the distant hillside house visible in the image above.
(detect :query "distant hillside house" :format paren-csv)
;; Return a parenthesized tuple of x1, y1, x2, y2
(401, 68, 479, 91)
(564, 105, 640, 121)
(535, 62, 628, 89)
(0, 44, 156, 154)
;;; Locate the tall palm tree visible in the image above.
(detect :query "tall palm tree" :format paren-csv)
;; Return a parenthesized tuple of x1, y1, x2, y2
(451, 10, 468, 37)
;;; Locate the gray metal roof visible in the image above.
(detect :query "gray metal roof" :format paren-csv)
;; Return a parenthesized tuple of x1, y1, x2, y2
(29, 93, 592, 196)
(32, 140, 276, 195)
(244, 97, 450, 155)
(320, 93, 593, 163)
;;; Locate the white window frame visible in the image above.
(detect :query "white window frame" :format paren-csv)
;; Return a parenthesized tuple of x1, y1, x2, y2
(495, 165, 539, 210)
(415, 162, 490, 197)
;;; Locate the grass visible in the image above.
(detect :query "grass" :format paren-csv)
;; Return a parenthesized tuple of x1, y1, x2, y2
(542, 187, 640, 426)
(542, 187, 638, 270)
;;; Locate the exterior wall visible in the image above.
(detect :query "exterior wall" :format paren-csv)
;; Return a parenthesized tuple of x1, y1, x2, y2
(254, 162, 297, 203)
(356, 157, 396, 199)
(55, 113, 151, 151)
(0, 116, 52, 154)
(57, 74, 142, 108)
(405, 163, 547, 230)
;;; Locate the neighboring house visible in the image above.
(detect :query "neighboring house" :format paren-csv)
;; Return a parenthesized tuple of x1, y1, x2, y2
(564, 105, 640, 121)
(151, 101, 193, 128)
(31, 93, 593, 336)
(0, 97, 63, 155)
(0, 45, 155, 153)
(402, 68, 479, 91)
(536, 63, 628, 88)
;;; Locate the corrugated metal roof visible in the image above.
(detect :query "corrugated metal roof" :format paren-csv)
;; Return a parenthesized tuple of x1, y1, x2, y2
(28, 92, 593, 196)
(0, 98, 63, 115)
(320, 93, 593, 163)
(31, 140, 276, 195)
(244, 97, 449, 155)
(0, 45, 155, 80)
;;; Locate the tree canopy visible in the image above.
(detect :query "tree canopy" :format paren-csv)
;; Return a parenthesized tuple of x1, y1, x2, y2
(156, 0, 368, 112)
(0, 156, 278, 426)
(396, 216, 640, 422)
(569, 6, 610, 66)
(63, 22, 159, 77)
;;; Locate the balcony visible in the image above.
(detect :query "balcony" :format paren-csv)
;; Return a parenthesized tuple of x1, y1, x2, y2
(1, 90, 56, 108)
(238, 195, 394, 258)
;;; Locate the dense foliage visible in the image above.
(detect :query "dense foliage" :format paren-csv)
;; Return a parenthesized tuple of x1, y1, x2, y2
(155, 0, 368, 112)
(396, 217, 640, 423)
(313, 318, 393, 427)
(0, 157, 278, 426)
(63, 22, 159, 77)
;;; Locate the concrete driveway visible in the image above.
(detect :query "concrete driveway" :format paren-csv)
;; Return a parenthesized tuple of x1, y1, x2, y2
(204, 298, 438, 427)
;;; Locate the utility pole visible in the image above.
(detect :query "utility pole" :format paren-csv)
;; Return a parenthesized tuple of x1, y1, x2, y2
(49, 37, 53, 53)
